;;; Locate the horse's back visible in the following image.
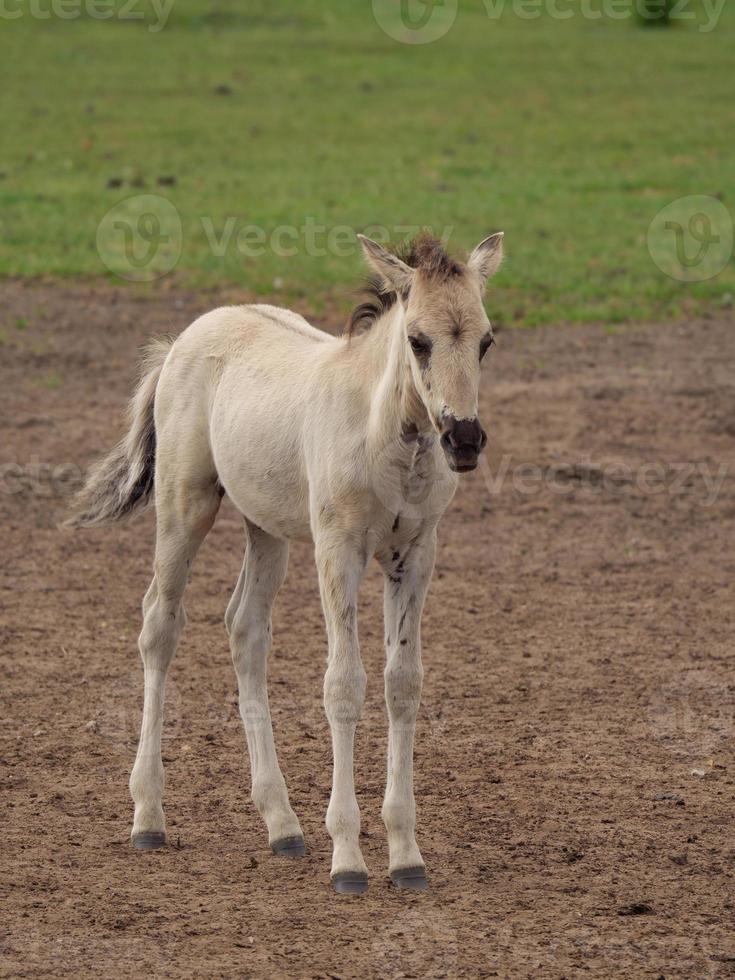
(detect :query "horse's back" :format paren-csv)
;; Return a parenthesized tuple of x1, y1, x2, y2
(171, 304, 335, 539)
(155, 300, 337, 451)
(172, 303, 334, 361)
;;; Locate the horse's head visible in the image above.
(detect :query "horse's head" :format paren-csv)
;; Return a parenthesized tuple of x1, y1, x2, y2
(358, 231, 504, 473)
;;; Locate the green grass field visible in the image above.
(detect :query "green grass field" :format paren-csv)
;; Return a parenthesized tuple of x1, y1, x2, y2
(1, 0, 733, 325)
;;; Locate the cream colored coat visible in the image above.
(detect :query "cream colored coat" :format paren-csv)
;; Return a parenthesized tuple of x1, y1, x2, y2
(70, 232, 504, 893)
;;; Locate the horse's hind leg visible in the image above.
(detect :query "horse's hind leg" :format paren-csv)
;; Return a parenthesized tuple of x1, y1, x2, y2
(129, 469, 221, 850)
(226, 521, 304, 856)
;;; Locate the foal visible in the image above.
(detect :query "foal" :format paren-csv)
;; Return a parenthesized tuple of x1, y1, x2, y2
(69, 231, 504, 893)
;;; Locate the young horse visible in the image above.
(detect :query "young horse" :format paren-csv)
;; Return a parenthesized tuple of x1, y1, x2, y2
(69, 231, 504, 893)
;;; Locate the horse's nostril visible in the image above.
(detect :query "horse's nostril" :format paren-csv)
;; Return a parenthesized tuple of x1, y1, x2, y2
(441, 418, 485, 455)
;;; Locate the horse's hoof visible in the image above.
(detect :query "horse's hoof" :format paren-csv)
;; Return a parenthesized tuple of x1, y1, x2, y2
(390, 866, 428, 890)
(271, 835, 306, 858)
(132, 831, 166, 851)
(332, 871, 369, 895)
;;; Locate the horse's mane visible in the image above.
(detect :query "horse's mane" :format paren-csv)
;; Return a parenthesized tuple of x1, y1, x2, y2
(346, 232, 463, 337)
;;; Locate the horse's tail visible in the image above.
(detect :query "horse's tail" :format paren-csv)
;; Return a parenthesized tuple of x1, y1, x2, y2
(66, 338, 173, 529)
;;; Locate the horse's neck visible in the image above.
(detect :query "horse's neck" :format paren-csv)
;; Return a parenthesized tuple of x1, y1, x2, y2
(364, 305, 431, 454)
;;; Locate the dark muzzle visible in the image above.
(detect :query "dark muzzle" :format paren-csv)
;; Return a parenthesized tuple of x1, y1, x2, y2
(440, 416, 487, 472)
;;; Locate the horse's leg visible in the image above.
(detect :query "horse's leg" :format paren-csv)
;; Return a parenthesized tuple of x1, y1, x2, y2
(316, 532, 368, 893)
(380, 524, 436, 889)
(225, 521, 304, 856)
(129, 474, 221, 849)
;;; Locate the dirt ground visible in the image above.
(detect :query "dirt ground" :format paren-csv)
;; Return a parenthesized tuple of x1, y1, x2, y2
(1, 279, 734, 979)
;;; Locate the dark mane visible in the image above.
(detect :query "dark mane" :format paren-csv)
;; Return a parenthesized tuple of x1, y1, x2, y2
(346, 232, 463, 336)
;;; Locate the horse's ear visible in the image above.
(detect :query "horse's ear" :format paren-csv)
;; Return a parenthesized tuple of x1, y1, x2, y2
(468, 233, 504, 288)
(357, 235, 414, 297)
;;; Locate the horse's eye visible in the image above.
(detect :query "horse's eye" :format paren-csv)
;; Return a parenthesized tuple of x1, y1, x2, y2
(479, 334, 495, 362)
(408, 334, 432, 358)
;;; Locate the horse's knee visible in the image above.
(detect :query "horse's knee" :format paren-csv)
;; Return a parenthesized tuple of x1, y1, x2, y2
(384, 660, 423, 724)
(381, 796, 416, 835)
(324, 661, 367, 726)
(230, 610, 271, 678)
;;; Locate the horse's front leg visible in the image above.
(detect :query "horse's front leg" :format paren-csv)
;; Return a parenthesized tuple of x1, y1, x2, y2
(315, 531, 369, 894)
(380, 524, 436, 889)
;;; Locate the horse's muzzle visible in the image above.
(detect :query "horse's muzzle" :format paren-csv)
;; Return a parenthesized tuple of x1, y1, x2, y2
(440, 416, 487, 473)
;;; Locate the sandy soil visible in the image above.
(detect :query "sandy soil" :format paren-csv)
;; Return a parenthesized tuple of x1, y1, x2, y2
(1, 279, 734, 979)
